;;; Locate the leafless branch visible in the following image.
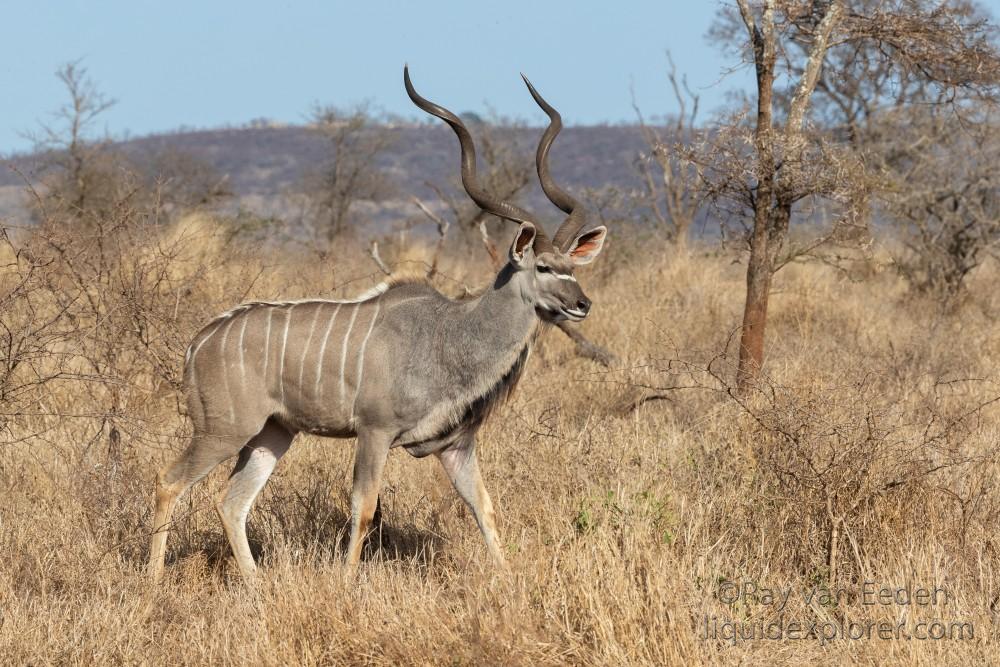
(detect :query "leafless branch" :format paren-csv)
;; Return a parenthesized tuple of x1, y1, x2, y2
(367, 240, 391, 276)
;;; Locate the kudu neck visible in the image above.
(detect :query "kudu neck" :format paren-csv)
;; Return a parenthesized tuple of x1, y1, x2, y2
(464, 262, 538, 340)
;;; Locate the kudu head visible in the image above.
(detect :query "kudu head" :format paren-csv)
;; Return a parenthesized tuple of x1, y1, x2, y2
(404, 66, 608, 322)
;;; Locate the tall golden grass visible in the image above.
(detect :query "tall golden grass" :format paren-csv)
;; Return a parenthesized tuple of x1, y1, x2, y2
(1, 214, 998, 665)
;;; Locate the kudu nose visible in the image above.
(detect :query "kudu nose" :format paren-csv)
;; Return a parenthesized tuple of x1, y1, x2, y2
(576, 297, 591, 314)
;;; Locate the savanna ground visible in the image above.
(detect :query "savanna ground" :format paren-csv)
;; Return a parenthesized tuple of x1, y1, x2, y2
(2, 214, 999, 665)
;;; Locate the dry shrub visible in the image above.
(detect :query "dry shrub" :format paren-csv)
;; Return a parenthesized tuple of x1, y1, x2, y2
(724, 371, 999, 584)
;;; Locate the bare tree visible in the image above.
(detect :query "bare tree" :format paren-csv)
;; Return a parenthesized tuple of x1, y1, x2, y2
(873, 105, 1000, 296)
(25, 62, 118, 225)
(24, 62, 228, 227)
(300, 104, 395, 250)
(632, 52, 703, 247)
(697, 0, 1000, 390)
(133, 148, 232, 215)
(780, 0, 1000, 300)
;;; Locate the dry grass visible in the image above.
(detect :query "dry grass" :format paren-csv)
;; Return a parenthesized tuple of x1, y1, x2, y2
(2, 218, 999, 665)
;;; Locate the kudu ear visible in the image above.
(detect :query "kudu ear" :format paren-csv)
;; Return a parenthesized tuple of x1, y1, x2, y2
(565, 226, 607, 265)
(509, 222, 537, 267)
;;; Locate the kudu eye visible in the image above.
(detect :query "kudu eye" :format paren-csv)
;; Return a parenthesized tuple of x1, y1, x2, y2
(537, 265, 552, 274)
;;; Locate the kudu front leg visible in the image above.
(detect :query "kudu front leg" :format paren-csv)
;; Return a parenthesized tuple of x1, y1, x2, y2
(346, 428, 393, 570)
(437, 438, 507, 567)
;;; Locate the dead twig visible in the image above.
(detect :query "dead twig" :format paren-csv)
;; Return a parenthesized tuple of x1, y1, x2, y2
(555, 321, 617, 368)
(412, 197, 450, 277)
(367, 240, 391, 276)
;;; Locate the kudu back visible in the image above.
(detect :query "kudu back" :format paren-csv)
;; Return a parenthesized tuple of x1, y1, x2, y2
(148, 67, 609, 581)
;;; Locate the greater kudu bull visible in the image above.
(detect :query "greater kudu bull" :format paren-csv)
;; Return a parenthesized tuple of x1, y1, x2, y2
(148, 67, 608, 581)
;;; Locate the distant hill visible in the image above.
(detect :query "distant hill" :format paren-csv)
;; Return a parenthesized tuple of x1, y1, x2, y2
(0, 123, 654, 228)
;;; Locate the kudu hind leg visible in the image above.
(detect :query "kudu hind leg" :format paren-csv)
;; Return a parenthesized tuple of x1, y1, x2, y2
(216, 421, 293, 578)
(437, 439, 506, 566)
(149, 431, 252, 582)
(346, 429, 393, 569)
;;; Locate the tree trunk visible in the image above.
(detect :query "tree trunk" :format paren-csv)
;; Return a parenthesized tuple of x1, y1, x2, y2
(737, 232, 773, 390)
(673, 219, 690, 253)
(735, 0, 777, 392)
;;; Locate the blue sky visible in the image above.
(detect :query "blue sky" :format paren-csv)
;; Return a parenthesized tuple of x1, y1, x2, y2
(3, 1, 998, 155)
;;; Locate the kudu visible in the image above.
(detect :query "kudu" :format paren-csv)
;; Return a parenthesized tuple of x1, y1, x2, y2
(148, 67, 608, 581)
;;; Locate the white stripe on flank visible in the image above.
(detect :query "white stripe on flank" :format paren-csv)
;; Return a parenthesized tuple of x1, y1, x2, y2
(186, 318, 226, 389)
(188, 320, 224, 367)
(298, 304, 323, 391)
(339, 305, 359, 406)
(237, 313, 249, 383)
(278, 305, 294, 403)
(262, 308, 273, 384)
(219, 316, 237, 421)
(315, 304, 342, 400)
(351, 302, 380, 418)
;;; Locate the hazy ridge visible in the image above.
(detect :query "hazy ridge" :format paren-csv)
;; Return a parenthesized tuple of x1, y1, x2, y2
(0, 123, 652, 225)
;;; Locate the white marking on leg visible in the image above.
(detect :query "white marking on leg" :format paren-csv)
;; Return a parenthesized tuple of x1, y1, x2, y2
(279, 305, 294, 403)
(222, 447, 282, 525)
(263, 308, 273, 384)
(238, 312, 249, 384)
(315, 304, 341, 401)
(351, 302, 380, 419)
(219, 316, 238, 422)
(339, 305, 359, 406)
(298, 304, 323, 392)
